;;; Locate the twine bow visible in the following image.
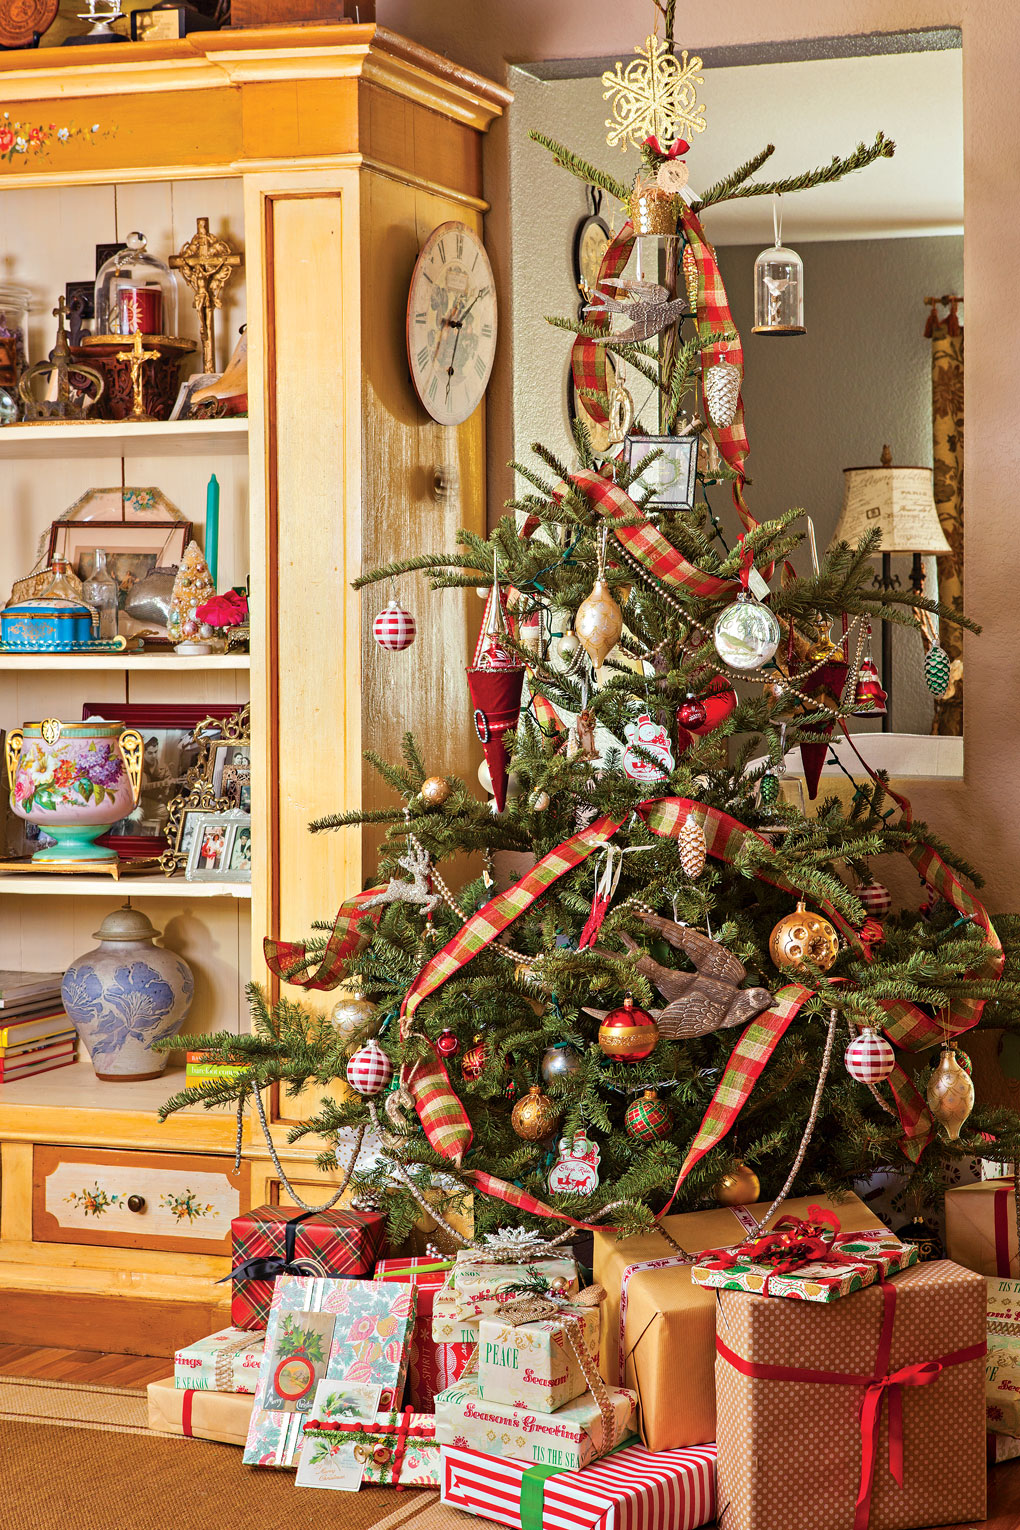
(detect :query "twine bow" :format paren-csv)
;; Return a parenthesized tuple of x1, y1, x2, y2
(494, 1285, 617, 1457)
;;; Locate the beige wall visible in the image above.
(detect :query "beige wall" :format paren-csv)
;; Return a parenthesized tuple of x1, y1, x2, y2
(377, 0, 1019, 912)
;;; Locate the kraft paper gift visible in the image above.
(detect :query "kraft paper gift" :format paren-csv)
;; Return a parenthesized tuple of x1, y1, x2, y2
(946, 1179, 1019, 1278)
(715, 1260, 986, 1530)
(173, 1326, 265, 1394)
(477, 1304, 601, 1413)
(440, 1440, 717, 1530)
(434, 1377, 636, 1472)
(147, 1377, 255, 1446)
(594, 1191, 885, 1451)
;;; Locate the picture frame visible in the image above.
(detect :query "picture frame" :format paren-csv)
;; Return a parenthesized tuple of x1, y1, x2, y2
(622, 433, 699, 511)
(49, 519, 191, 642)
(161, 782, 232, 876)
(208, 738, 251, 810)
(185, 810, 251, 883)
(81, 703, 244, 859)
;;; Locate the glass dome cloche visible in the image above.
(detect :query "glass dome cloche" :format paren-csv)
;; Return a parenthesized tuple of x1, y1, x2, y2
(94, 232, 178, 338)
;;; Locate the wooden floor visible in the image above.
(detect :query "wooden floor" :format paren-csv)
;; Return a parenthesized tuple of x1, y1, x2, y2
(2, 1346, 1020, 1527)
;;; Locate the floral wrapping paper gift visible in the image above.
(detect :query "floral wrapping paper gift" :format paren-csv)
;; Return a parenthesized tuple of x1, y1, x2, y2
(477, 1304, 601, 1413)
(373, 1256, 473, 1411)
(227, 1203, 386, 1331)
(433, 1377, 636, 1472)
(173, 1326, 265, 1394)
(243, 1274, 415, 1470)
(715, 1260, 987, 1530)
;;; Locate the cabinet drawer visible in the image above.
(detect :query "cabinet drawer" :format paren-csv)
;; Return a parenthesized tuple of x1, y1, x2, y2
(33, 1146, 249, 1254)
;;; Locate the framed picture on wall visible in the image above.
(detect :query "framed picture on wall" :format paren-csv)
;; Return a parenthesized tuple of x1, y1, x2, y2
(81, 703, 244, 859)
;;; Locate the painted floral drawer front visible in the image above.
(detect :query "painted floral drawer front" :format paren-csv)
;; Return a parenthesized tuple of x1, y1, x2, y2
(34, 1145, 246, 1254)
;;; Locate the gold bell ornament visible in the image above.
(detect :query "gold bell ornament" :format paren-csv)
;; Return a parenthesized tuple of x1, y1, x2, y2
(713, 1157, 761, 1206)
(926, 1044, 974, 1140)
(511, 1084, 562, 1141)
(574, 526, 623, 670)
(769, 900, 840, 975)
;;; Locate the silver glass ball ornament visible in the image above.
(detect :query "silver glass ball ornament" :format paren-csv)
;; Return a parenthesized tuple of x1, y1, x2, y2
(540, 1042, 583, 1085)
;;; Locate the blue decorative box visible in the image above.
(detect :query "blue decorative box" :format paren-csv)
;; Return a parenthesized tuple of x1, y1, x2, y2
(1, 599, 96, 651)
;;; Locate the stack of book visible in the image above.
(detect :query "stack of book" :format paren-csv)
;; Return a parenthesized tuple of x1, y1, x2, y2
(0, 971, 77, 1082)
(186, 1051, 245, 1086)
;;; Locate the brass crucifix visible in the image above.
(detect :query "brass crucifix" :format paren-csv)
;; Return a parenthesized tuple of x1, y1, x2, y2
(170, 217, 242, 374)
(115, 330, 160, 422)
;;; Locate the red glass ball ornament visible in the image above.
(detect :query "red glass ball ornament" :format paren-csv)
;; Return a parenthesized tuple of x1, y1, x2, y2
(598, 996, 659, 1062)
(436, 1028, 460, 1057)
(625, 1088, 672, 1141)
(676, 696, 708, 730)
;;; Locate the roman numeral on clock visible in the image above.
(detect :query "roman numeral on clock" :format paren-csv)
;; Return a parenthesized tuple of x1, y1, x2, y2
(416, 346, 429, 371)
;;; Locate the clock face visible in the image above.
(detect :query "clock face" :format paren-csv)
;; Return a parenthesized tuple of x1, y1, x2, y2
(574, 214, 610, 302)
(406, 221, 497, 426)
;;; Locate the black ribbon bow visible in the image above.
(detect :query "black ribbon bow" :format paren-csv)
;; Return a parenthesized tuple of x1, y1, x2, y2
(218, 1207, 327, 1285)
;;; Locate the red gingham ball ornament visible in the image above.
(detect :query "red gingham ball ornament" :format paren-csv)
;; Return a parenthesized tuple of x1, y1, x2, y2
(345, 1037, 394, 1095)
(855, 879, 891, 919)
(845, 1026, 895, 1084)
(373, 598, 416, 652)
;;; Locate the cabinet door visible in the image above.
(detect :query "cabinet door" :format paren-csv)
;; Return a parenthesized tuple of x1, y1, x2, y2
(34, 1145, 248, 1254)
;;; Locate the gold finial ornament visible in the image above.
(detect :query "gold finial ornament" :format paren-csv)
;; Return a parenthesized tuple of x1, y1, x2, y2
(601, 35, 707, 152)
(115, 330, 160, 422)
(926, 1044, 975, 1140)
(170, 217, 242, 373)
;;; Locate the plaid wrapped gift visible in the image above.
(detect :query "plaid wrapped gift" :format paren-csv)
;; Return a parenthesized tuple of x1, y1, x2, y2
(693, 1206, 917, 1303)
(374, 1256, 473, 1410)
(227, 1204, 386, 1331)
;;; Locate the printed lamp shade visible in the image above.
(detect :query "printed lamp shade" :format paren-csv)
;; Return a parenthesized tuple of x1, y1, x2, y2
(845, 1026, 895, 1083)
(373, 599, 416, 651)
(831, 448, 951, 557)
(346, 1037, 394, 1095)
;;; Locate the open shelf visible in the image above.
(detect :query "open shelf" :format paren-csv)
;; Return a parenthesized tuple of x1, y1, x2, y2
(0, 875, 252, 899)
(0, 1059, 217, 1115)
(0, 652, 250, 671)
(0, 417, 248, 459)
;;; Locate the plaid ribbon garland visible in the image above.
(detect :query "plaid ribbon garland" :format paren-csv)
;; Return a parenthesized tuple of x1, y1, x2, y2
(264, 886, 385, 991)
(679, 203, 748, 485)
(570, 222, 636, 426)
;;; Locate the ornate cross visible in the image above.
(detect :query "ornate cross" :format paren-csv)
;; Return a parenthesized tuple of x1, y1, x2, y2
(170, 217, 242, 373)
(115, 329, 160, 421)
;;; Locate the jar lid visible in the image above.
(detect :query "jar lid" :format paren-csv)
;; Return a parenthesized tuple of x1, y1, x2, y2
(93, 904, 158, 943)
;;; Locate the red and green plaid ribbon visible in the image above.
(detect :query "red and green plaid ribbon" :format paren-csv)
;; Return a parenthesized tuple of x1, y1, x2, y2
(570, 222, 636, 427)
(264, 885, 385, 990)
(679, 203, 748, 486)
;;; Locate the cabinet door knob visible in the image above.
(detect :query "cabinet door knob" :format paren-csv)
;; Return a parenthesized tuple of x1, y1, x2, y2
(127, 1195, 146, 1213)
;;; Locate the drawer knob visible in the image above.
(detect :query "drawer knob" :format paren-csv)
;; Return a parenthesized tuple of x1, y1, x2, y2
(127, 1195, 146, 1213)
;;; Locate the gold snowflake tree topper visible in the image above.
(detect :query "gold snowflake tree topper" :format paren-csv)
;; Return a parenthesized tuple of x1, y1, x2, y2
(602, 35, 707, 152)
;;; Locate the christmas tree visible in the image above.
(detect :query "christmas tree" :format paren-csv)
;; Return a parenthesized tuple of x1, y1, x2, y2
(163, 19, 1020, 1248)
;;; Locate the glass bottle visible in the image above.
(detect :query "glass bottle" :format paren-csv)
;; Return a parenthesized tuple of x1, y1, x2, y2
(83, 549, 119, 640)
(40, 558, 86, 605)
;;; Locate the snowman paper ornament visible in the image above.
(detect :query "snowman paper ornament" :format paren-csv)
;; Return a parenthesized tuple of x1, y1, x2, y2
(623, 713, 675, 782)
(548, 1131, 601, 1196)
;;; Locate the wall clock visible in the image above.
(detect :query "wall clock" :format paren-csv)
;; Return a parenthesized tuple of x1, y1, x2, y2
(406, 220, 497, 426)
(572, 190, 610, 316)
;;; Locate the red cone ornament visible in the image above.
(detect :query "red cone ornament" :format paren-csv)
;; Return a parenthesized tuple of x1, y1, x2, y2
(468, 577, 524, 814)
(852, 657, 888, 717)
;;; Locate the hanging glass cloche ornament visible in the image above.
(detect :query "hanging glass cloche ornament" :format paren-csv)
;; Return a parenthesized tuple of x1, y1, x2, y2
(753, 196, 805, 336)
(94, 232, 179, 337)
(713, 591, 781, 671)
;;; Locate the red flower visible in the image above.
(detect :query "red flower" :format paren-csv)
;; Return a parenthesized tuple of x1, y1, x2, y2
(0, 129, 13, 153)
(195, 589, 248, 629)
(53, 759, 76, 787)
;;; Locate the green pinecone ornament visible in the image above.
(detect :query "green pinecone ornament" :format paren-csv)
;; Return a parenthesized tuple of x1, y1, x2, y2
(759, 773, 780, 808)
(924, 643, 951, 696)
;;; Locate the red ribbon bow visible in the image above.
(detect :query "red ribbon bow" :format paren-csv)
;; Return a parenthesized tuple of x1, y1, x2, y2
(302, 1407, 422, 1488)
(700, 1205, 844, 1276)
(643, 134, 690, 157)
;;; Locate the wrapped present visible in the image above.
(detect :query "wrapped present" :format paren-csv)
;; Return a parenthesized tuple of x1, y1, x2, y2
(434, 1377, 635, 1472)
(986, 1337, 1020, 1434)
(374, 1255, 473, 1410)
(595, 1191, 886, 1451)
(433, 1283, 481, 1343)
(448, 1248, 579, 1321)
(988, 1275, 1020, 1339)
(716, 1260, 987, 1530)
(147, 1377, 255, 1446)
(946, 1179, 1019, 1278)
(173, 1326, 265, 1394)
(440, 1439, 717, 1530)
(989, 1430, 1020, 1463)
(295, 1394, 439, 1491)
(692, 1205, 917, 1303)
(243, 1274, 415, 1469)
(477, 1290, 602, 1413)
(227, 1203, 386, 1331)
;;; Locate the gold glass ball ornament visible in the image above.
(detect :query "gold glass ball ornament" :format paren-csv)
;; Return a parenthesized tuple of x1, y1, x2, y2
(598, 995, 659, 1062)
(769, 900, 840, 975)
(328, 990, 380, 1042)
(511, 1084, 562, 1141)
(713, 1158, 761, 1207)
(547, 1274, 571, 1296)
(420, 775, 452, 807)
(926, 1044, 975, 1140)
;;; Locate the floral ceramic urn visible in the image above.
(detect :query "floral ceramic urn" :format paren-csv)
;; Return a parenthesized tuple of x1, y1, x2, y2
(62, 905, 194, 1081)
(6, 716, 143, 862)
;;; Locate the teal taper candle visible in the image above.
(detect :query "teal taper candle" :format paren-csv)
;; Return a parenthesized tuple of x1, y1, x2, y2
(205, 472, 220, 590)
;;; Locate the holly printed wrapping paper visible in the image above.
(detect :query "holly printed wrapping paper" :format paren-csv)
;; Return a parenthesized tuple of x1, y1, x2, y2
(692, 1226, 917, 1303)
(440, 1440, 718, 1530)
(477, 1305, 600, 1413)
(228, 1203, 386, 1331)
(433, 1377, 636, 1472)
(374, 1256, 474, 1410)
(294, 1384, 440, 1491)
(243, 1274, 415, 1469)
(173, 1327, 265, 1394)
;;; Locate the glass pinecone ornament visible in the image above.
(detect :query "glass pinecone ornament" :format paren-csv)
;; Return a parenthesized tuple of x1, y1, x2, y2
(373, 598, 416, 651)
(328, 991, 380, 1042)
(923, 642, 951, 697)
(713, 592, 781, 671)
(625, 1088, 672, 1142)
(678, 812, 707, 878)
(540, 1042, 583, 1085)
(926, 1045, 975, 1139)
(758, 772, 780, 808)
(769, 901, 839, 975)
(598, 996, 659, 1062)
(703, 357, 741, 428)
(511, 1084, 561, 1140)
(713, 1158, 761, 1206)
(844, 1026, 895, 1083)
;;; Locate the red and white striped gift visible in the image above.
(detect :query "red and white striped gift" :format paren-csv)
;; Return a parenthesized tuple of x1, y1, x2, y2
(440, 1440, 717, 1530)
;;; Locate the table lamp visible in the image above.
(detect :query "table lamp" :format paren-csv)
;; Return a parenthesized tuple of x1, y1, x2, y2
(831, 445, 950, 731)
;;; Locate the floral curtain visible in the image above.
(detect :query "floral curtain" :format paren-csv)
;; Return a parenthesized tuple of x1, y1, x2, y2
(925, 296, 964, 736)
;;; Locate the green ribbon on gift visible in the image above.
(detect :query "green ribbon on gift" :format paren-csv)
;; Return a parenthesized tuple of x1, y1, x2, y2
(519, 1437, 639, 1530)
